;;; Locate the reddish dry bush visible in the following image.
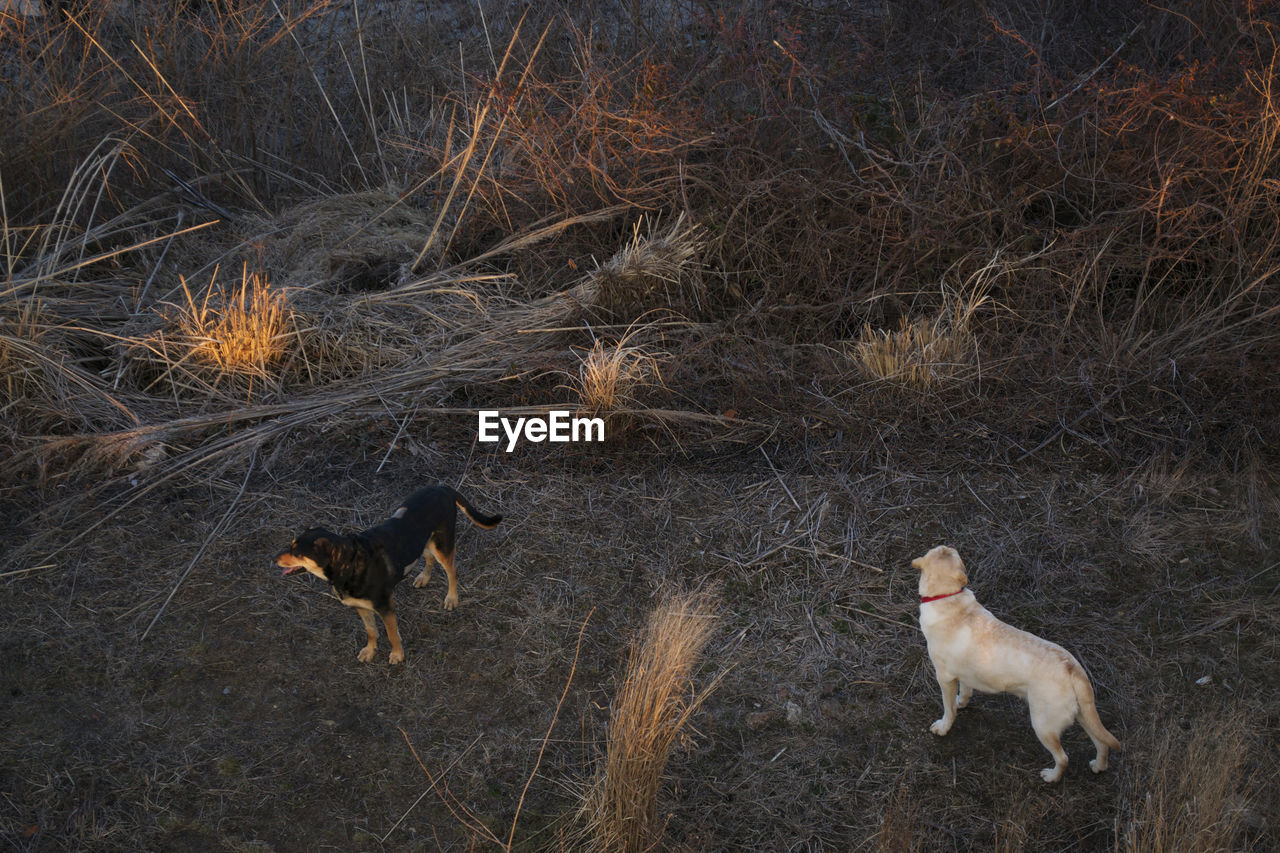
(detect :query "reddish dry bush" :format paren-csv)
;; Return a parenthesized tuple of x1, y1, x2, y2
(465, 44, 700, 220)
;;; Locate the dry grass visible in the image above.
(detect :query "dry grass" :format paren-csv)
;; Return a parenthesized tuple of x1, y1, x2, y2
(1118, 713, 1260, 853)
(577, 589, 722, 853)
(574, 336, 664, 416)
(1, 3, 1279, 849)
(433, 22, 704, 228)
(114, 265, 298, 404)
(847, 262, 995, 391)
(587, 214, 705, 321)
(0, 299, 48, 405)
(4, 3, 1273, 485)
(0, 7, 720, 487)
(874, 775, 922, 853)
(851, 312, 976, 390)
(169, 267, 289, 379)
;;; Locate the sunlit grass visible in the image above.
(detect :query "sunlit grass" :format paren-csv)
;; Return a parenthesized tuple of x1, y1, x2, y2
(171, 265, 289, 382)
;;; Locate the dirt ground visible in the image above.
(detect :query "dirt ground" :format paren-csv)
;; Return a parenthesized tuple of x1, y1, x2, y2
(2, 424, 1276, 851)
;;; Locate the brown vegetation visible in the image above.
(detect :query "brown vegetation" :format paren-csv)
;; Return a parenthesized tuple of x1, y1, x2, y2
(1118, 711, 1259, 853)
(576, 589, 722, 852)
(1, 1, 1278, 850)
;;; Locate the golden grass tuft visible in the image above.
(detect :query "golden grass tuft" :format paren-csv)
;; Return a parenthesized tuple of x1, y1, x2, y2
(173, 266, 289, 378)
(1118, 713, 1259, 853)
(121, 265, 296, 401)
(852, 314, 975, 390)
(575, 338, 664, 417)
(578, 589, 721, 853)
(588, 214, 704, 320)
(848, 280, 990, 391)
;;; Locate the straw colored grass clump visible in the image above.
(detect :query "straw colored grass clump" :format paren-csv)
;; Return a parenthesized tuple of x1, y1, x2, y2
(575, 338, 663, 416)
(124, 265, 295, 400)
(173, 268, 289, 377)
(578, 589, 721, 853)
(262, 190, 436, 290)
(852, 314, 976, 390)
(849, 284, 988, 391)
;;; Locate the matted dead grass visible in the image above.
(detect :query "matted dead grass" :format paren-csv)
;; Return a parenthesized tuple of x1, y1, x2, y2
(4, 202, 713, 492)
(588, 214, 705, 321)
(844, 254, 998, 393)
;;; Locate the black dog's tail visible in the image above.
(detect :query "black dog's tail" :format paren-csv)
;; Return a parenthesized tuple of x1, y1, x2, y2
(454, 490, 502, 529)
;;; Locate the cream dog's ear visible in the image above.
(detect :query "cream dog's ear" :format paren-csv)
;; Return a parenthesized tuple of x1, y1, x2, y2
(914, 545, 948, 572)
(938, 546, 968, 587)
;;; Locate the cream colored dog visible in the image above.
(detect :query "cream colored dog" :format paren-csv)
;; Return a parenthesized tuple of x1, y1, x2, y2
(912, 545, 1121, 782)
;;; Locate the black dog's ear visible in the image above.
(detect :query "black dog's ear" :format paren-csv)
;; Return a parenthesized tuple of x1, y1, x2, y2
(314, 534, 354, 567)
(312, 536, 336, 564)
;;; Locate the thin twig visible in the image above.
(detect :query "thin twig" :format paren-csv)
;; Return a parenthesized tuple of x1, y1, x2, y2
(0, 564, 55, 580)
(1044, 22, 1143, 111)
(840, 603, 919, 633)
(381, 732, 484, 844)
(759, 446, 801, 510)
(507, 606, 595, 850)
(140, 452, 255, 641)
(375, 403, 417, 473)
(401, 727, 503, 845)
(781, 544, 885, 573)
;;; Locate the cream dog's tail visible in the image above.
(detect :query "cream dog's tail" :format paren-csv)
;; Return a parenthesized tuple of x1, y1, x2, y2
(1072, 667, 1122, 753)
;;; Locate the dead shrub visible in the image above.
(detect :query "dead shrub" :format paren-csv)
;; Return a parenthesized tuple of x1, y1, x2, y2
(455, 26, 703, 221)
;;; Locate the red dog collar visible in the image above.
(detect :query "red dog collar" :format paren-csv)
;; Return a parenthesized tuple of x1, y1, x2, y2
(920, 589, 965, 604)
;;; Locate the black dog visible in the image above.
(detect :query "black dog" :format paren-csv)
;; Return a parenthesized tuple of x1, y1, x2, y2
(276, 485, 501, 664)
